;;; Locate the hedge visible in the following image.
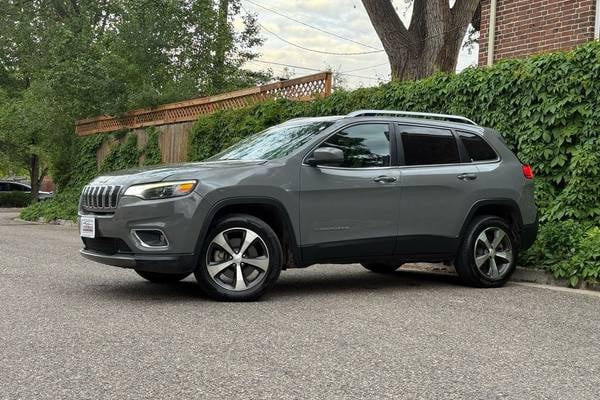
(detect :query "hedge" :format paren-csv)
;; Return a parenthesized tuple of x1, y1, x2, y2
(21, 41, 600, 285)
(0, 191, 31, 208)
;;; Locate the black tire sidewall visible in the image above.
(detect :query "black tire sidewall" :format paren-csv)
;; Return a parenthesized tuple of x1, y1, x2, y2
(194, 214, 283, 301)
(456, 216, 517, 288)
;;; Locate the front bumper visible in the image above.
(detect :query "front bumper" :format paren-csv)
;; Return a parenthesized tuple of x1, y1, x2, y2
(78, 191, 211, 273)
(80, 249, 196, 274)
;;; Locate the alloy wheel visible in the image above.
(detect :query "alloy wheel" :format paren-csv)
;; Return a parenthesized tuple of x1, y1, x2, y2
(473, 227, 513, 280)
(206, 227, 270, 291)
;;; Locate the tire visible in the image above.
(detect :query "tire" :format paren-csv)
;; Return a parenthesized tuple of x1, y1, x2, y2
(361, 263, 402, 273)
(135, 270, 191, 283)
(454, 215, 517, 288)
(194, 214, 283, 301)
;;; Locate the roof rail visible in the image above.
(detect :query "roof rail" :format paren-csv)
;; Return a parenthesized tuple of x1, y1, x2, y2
(346, 110, 478, 126)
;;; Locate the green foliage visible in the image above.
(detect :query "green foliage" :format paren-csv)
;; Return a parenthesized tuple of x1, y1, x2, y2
(20, 135, 104, 221)
(141, 127, 163, 166)
(99, 133, 139, 172)
(1, 0, 268, 199)
(0, 192, 31, 208)
(521, 221, 588, 267)
(534, 227, 600, 287)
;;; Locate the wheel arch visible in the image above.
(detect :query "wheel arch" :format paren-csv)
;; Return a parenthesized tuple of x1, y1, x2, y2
(459, 199, 523, 241)
(195, 197, 301, 267)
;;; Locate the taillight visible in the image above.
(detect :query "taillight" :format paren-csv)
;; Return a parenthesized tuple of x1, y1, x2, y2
(522, 164, 534, 179)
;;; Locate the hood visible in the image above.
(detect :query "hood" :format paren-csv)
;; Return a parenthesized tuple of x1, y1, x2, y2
(89, 160, 267, 186)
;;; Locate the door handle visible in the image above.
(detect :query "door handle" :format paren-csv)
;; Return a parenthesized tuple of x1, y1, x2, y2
(457, 173, 477, 181)
(373, 175, 397, 183)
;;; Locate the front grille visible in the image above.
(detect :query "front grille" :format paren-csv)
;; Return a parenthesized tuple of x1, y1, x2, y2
(82, 237, 132, 254)
(81, 185, 122, 211)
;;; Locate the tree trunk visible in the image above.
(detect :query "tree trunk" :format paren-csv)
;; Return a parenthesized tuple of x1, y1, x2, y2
(30, 154, 40, 203)
(212, 0, 230, 92)
(362, 0, 481, 81)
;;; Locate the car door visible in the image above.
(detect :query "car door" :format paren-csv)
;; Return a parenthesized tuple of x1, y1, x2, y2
(396, 124, 480, 255)
(299, 122, 401, 262)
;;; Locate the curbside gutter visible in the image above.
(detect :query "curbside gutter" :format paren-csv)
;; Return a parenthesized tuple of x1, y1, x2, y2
(402, 263, 600, 293)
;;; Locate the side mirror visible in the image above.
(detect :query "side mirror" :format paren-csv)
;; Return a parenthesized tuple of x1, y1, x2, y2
(307, 147, 344, 166)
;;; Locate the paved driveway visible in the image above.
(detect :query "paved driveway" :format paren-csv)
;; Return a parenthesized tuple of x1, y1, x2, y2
(1, 209, 599, 399)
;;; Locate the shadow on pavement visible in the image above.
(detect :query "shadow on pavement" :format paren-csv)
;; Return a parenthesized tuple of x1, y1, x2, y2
(270, 268, 462, 298)
(79, 267, 463, 303)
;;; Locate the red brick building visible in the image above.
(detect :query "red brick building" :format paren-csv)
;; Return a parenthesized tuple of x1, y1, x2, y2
(479, 0, 600, 65)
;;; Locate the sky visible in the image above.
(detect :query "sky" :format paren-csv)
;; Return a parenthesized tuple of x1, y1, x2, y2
(238, 0, 479, 89)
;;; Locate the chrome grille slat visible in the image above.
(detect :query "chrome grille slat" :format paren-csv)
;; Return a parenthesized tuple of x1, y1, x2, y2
(108, 186, 116, 208)
(80, 184, 122, 212)
(100, 186, 106, 208)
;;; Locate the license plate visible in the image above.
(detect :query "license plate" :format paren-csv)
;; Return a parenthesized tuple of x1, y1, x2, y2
(80, 216, 96, 238)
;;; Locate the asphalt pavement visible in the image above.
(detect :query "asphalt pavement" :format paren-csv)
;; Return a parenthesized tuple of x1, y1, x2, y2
(1, 209, 599, 399)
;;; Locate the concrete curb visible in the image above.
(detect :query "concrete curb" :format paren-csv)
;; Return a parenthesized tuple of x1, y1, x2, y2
(13, 217, 77, 228)
(402, 263, 600, 292)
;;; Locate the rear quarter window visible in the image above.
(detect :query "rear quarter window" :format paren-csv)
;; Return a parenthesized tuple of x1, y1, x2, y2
(458, 131, 498, 162)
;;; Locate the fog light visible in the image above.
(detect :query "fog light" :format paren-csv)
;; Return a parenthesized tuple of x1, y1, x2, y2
(132, 230, 169, 248)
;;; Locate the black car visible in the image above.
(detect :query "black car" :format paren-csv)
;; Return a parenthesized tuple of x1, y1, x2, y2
(0, 181, 53, 200)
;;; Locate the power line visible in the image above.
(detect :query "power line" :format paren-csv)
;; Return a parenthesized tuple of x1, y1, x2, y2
(243, 0, 383, 51)
(255, 21, 384, 56)
(341, 63, 389, 73)
(248, 59, 385, 81)
(240, 4, 384, 57)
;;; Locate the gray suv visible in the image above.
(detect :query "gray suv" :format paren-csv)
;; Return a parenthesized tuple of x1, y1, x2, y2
(79, 110, 537, 301)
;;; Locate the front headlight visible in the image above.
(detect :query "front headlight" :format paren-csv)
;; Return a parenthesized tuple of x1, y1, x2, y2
(123, 180, 197, 200)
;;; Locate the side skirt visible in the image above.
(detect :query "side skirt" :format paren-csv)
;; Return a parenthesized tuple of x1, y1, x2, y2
(299, 235, 460, 266)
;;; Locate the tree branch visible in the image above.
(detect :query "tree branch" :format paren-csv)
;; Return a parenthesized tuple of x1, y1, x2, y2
(361, 0, 416, 51)
(451, 0, 481, 27)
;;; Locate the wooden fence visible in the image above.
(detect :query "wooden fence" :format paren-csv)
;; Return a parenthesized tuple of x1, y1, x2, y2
(75, 72, 333, 136)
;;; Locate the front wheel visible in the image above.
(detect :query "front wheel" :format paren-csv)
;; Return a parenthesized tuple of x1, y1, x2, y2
(454, 215, 517, 288)
(135, 270, 191, 283)
(194, 214, 283, 301)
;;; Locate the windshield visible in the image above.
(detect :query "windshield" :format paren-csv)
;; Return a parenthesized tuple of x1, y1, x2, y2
(208, 120, 335, 161)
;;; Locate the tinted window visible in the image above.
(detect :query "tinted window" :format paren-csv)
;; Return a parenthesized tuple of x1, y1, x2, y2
(400, 127, 459, 165)
(0, 182, 9, 191)
(319, 124, 390, 168)
(458, 131, 497, 162)
(9, 183, 29, 191)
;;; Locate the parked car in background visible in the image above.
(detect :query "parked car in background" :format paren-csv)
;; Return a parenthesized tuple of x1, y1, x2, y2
(78, 110, 537, 301)
(0, 181, 54, 200)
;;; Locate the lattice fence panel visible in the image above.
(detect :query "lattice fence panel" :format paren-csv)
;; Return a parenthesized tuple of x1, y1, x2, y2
(76, 72, 332, 136)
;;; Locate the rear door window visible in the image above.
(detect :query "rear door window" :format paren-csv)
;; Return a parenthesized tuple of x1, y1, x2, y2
(399, 126, 460, 166)
(458, 131, 497, 162)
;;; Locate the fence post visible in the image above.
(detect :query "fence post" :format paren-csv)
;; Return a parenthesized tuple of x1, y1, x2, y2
(324, 71, 333, 96)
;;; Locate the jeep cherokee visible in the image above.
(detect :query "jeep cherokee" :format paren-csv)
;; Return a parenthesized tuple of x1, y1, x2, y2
(79, 110, 538, 301)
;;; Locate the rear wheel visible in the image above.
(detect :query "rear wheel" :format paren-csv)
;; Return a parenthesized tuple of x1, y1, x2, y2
(195, 214, 283, 301)
(454, 215, 516, 288)
(135, 270, 190, 283)
(361, 263, 402, 273)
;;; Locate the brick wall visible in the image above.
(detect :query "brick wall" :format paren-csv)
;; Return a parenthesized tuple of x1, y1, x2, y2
(479, 0, 597, 65)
